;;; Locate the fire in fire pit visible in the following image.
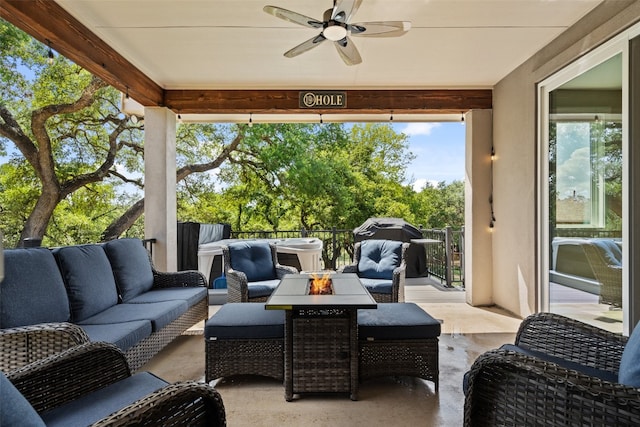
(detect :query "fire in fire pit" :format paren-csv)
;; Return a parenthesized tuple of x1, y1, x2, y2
(308, 273, 333, 295)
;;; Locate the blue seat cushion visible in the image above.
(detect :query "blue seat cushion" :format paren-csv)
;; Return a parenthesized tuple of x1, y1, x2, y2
(53, 245, 119, 322)
(359, 278, 393, 294)
(228, 241, 276, 282)
(77, 300, 188, 332)
(80, 320, 152, 352)
(0, 372, 46, 427)
(40, 372, 167, 427)
(205, 303, 285, 340)
(102, 238, 154, 302)
(247, 279, 281, 299)
(619, 321, 640, 387)
(127, 287, 206, 307)
(358, 303, 441, 340)
(358, 240, 402, 280)
(1, 248, 70, 328)
(501, 344, 619, 383)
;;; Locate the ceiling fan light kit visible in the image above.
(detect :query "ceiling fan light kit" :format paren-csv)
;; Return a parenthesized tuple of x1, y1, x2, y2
(264, 0, 411, 66)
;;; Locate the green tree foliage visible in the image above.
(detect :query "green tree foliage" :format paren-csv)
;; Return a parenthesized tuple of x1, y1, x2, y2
(0, 20, 466, 248)
(414, 180, 465, 229)
(0, 19, 144, 246)
(207, 123, 420, 232)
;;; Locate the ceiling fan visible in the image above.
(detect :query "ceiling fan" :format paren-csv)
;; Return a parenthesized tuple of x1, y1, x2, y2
(263, 0, 411, 66)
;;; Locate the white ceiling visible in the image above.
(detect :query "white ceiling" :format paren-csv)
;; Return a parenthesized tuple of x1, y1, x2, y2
(55, 0, 603, 121)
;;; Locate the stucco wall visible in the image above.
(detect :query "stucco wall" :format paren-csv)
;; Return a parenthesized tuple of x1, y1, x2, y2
(491, 0, 640, 317)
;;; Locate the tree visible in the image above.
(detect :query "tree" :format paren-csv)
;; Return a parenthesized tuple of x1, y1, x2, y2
(0, 21, 248, 246)
(0, 20, 142, 246)
(210, 123, 416, 232)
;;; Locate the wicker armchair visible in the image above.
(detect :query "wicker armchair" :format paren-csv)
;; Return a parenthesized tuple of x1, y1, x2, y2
(582, 239, 622, 307)
(0, 322, 90, 373)
(4, 341, 226, 426)
(341, 240, 408, 303)
(223, 241, 297, 302)
(464, 312, 640, 426)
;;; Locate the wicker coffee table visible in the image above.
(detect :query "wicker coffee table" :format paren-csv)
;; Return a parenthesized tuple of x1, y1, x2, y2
(265, 273, 377, 401)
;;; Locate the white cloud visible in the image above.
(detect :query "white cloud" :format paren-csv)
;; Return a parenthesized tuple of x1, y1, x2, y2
(412, 179, 439, 192)
(401, 123, 441, 136)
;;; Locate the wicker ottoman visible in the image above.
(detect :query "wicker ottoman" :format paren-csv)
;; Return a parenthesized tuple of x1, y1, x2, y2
(205, 303, 284, 382)
(357, 303, 441, 390)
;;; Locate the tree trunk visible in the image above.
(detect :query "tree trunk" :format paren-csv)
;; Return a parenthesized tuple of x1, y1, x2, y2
(100, 199, 145, 241)
(18, 190, 60, 246)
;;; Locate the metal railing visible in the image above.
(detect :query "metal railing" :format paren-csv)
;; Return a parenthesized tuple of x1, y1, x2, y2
(420, 226, 465, 288)
(231, 226, 465, 288)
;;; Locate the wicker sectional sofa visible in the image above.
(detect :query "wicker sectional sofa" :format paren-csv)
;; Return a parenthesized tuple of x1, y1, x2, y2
(0, 238, 208, 372)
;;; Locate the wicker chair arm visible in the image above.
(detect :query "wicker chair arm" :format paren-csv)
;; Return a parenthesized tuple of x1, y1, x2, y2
(8, 342, 131, 413)
(91, 381, 226, 427)
(276, 264, 298, 277)
(0, 322, 91, 372)
(340, 264, 358, 274)
(153, 269, 207, 289)
(392, 265, 406, 303)
(226, 269, 249, 302)
(515, 312, 627, 372)
(464, 348, 640, 426)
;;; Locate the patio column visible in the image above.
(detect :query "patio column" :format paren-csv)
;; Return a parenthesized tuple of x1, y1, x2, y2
(464, 109, 493, 306)
(144, 107, 177, 271)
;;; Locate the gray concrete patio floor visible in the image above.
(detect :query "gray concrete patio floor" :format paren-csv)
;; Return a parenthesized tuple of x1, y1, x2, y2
(141, 278, 522, 426)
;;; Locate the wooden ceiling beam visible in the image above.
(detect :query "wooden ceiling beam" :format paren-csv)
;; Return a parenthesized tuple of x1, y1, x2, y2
(1, 0, 163, 107)
(164, 89, 492, 115)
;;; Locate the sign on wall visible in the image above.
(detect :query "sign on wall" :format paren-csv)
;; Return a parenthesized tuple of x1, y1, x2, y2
(299, 91, 347, 108)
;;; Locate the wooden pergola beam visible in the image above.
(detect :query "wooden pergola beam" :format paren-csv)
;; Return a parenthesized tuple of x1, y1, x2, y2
(164, 89, 492, 115)
(1, 0, 492, 116)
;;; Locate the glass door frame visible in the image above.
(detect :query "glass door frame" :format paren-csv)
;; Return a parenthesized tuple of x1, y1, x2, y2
(537, 31, 632, 334)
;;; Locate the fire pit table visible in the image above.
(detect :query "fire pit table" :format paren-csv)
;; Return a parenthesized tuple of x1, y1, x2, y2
(265, 273, 377, 401)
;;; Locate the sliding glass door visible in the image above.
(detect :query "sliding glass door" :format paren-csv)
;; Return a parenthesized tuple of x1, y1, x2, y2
(539, 39, 627, 333)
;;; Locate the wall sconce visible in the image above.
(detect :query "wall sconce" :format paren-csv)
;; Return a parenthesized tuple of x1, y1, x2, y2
(489, 145, 496, 229)
(248, 113, 253, 127)
(319, 114, 323, 124)
(46, 39, 54, 64)
(390, 111, 394, 122)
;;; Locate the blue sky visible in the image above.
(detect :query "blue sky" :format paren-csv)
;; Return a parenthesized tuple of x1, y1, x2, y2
(394, 122, 466, 191)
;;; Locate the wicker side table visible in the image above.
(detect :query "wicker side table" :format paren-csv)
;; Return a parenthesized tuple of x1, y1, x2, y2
(266, 273, 377, 401)
(285, 308, 358, 400)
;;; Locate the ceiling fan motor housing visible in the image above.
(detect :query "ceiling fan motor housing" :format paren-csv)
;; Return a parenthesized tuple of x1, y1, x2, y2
(323, 21, 348, 41)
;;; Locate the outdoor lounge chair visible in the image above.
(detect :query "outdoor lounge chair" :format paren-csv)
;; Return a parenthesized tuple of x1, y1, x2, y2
(1, 341, 226, 426)
(223, 241, 298, 302)
(464, 312, 640, 426)
(341, 239, 408, 303)
(582, 238, 623, 307)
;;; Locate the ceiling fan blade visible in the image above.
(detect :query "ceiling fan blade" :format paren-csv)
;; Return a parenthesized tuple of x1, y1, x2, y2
(331, 0, 363, 23)
(350, 21, 412, 37)
(263, 5, 323, 29)
(284, 34, 327, 58)
(334, 36, 362, 66)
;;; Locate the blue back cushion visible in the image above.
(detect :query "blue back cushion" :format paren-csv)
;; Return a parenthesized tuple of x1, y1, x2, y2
(103, 239, 154, 302)
(590, 239, 622, 266)
(1, 248, 70, 328)
(358, 240, 402, 280)
(53, 245, 119, 322)
(1, 372, 46, 426)
(228, 241, 276, 282)
(619, 321, 640, 387)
